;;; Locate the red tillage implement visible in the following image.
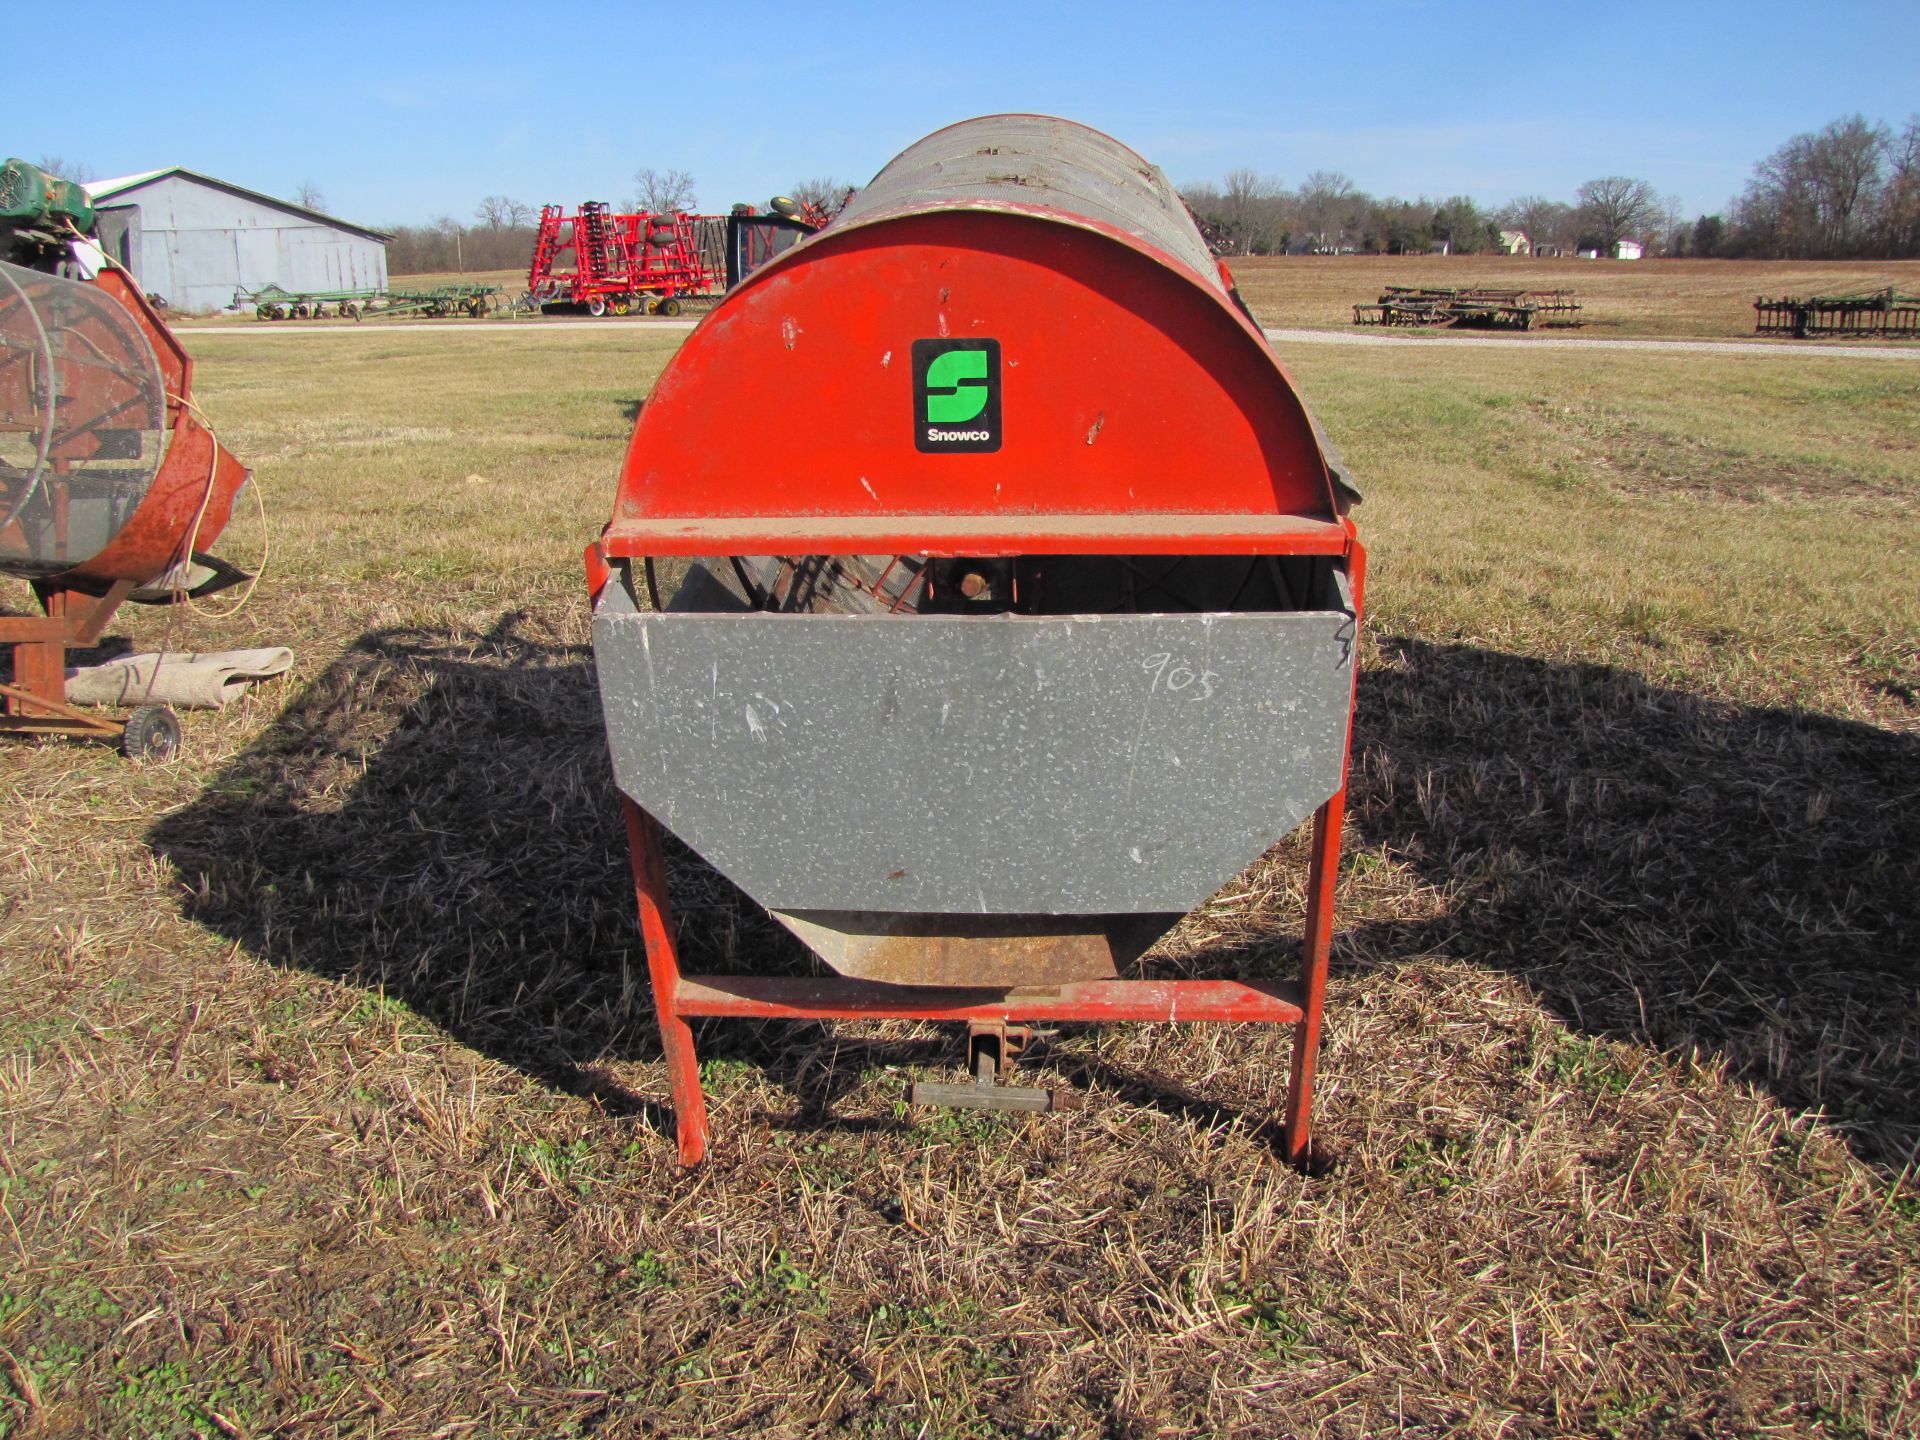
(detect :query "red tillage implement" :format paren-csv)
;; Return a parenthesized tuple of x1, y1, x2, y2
(586, 115, 1365, 1165)
(528, 202, 718, 316)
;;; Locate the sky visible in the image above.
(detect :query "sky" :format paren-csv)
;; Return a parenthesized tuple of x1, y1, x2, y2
(13, 2, 1918, 228)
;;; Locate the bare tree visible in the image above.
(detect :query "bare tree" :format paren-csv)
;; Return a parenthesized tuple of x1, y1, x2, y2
(1296, 171, 1358, 251)
(788, 176, 855, 218)
(1219, 168, 1284, 255)
(475, 195, 532, 229)
(430, 213, 465, 271)
(1497, 195, 1573, 251)
(1734, 114, 1896, 256)
(1882, 115, 1920, 256)
(294, 181, 327, 211)
(1575, 176, 1660, 254)
(630, 167, 697, 215)
(1803, 115, 1890, 253)
(36, 155, 92, 183)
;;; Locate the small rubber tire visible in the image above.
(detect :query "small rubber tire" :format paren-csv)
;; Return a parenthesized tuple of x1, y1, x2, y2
(121, 704, 181, 763)
(659, 297, 682, 317)
(587, 296, 608, 317)
(609, 296, 631, 316)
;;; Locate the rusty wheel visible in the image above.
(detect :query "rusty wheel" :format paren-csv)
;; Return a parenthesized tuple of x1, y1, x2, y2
(121, 704, 181, 763)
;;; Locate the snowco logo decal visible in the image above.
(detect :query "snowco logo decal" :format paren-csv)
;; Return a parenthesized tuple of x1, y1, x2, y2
(912, 339, 1001, 453)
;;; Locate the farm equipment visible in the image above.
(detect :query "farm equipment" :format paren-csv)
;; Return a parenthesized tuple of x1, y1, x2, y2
(1354, 286, 1581, 329)
(586, 115, 1366, 1165)
(528, 198, 827, 315)
(381, 284, 497, 319)
(1754, 287, 1920, 338)
(239, 283, 380, 320)
(1, 159, 253, 758)
(237, 282, 497, 320)
(527, 202, 720, 316)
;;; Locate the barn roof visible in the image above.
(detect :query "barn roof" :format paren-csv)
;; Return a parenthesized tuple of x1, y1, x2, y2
(83, 168, 392, 242)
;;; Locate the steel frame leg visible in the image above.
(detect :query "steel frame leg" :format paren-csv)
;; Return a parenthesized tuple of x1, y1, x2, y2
(1282, 787, 1347, 1167)
(621, 786, 1344, 1170)
(622, 798, 709, 1166)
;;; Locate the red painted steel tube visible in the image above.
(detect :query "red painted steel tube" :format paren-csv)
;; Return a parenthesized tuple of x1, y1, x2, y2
(622, 799, 709, 1166)
(601, 512, 1353, 561)
(672, 977, 1306, 1025)
(1282, 537, 1365, 1164)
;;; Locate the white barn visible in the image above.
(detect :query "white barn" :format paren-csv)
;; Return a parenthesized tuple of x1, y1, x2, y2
(83, 168, 390, 312)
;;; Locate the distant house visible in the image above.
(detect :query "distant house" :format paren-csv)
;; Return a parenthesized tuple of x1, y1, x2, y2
(1614, 239, 1644, 261)
(83, 167, 390, 311)
(1498, 229, 1532, 256)
(1532, 242, 1564, 258)
(1577, 247, 1602, 260)
(1428, 239, 1452, 256)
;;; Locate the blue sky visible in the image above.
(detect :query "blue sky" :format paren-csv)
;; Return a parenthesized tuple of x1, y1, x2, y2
(13, 2, 1917, 226)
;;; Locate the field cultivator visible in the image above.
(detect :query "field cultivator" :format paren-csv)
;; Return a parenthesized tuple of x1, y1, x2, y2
(1754, 287, 1920, 338)
(527, 202, 719, 316)
(527, 198, 826, 316)
(1354, 285, 1582, 330)
(587, 116, 1365, 1165)
(237, 282, 499, 321)
(380, 284, 498, 319)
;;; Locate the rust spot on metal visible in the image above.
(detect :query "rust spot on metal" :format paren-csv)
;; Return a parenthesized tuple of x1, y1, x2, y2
(768, 911, 1171, 988)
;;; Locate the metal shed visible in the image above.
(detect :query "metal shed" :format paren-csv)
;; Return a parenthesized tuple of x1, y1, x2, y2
(82, 169, 389, 312)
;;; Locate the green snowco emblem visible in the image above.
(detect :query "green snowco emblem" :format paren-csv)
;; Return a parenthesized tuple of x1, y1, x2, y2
(912, 338, 1001, 452)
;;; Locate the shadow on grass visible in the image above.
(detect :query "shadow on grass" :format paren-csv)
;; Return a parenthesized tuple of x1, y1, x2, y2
(1348, 636, 1919, 1164)
(144, 613, 818, 1143)
(146, 618, 1919, 1163)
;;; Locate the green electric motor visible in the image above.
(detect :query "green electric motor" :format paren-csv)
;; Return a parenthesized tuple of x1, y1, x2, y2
(0, 157, 95, 233)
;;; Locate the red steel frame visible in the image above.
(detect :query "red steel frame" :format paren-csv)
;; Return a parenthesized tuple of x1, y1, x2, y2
(527, 204, 719, 312)
(603, 535, 1365, 1168)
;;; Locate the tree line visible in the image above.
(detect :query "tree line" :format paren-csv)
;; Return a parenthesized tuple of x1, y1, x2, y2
(1180, 113, 1919, 260)
(52, 109, 1919, 272)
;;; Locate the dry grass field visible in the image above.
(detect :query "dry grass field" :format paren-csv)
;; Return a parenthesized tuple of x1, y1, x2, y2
(2, 324, 1917, 1438)
(1230, 255, 1920, 340)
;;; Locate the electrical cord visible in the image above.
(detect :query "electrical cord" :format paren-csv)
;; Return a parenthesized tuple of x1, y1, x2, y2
(56, 219, 271, 709)
(63, 219, 269, 620)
